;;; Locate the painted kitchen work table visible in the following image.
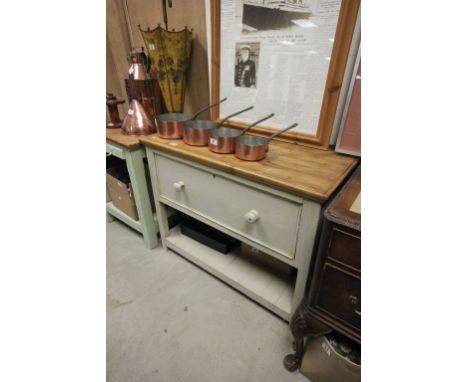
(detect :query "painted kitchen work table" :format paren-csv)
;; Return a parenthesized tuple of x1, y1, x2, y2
(140, 134, 358, 320)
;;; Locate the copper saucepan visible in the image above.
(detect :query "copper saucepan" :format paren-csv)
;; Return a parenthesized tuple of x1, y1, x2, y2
(155, 97, 227, 139)
(208, 113, 275, 154)
(235, 123, 298, 161)
(183, 105, 254, 146)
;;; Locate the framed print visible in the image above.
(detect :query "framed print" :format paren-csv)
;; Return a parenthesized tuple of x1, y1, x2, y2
(335, 45, 361, 156)
(211, 0, 360, 149)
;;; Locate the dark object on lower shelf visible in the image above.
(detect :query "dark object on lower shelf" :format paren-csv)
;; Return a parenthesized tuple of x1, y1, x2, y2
(180, 216, 241, 254)
(167, 211, 183, 229)
(106, 154, 126, 170)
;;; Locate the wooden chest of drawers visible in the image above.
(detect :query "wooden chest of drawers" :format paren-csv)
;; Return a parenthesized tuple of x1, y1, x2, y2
(313, 224, 361, 336)
(284, 165, 361, 371)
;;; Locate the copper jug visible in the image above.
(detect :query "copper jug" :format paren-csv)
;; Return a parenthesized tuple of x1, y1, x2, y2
(128, 48, 150, 82)
(121, 99, 156, 136)
(125, 48, 163, 119)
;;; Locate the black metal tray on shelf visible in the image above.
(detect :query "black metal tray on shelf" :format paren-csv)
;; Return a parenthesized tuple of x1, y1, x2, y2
(180, 216, 240, 254)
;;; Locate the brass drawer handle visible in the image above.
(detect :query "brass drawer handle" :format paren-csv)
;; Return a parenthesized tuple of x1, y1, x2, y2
(349, 294, 361, 316)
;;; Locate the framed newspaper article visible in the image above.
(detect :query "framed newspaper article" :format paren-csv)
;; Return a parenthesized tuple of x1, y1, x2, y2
(211, 0, 360, 149)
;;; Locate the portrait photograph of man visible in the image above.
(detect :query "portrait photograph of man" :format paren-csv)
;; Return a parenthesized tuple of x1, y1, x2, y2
(234, 42, 260, 89)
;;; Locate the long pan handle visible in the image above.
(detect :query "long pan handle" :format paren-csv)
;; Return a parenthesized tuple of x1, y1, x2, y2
(218, 105, 254, 127)
(240, 113, 275, 136)
(265, 123, 298, 143)
(190, 97, 228, 120)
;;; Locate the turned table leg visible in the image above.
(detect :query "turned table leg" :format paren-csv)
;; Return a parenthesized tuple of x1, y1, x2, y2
(283, 301, 332, 372)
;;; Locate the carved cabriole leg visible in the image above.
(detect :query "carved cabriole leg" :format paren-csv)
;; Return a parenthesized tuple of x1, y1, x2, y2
(283, 300, 332, 372)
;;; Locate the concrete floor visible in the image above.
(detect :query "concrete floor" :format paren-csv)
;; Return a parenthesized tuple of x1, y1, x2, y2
(107, 220, 309, 382)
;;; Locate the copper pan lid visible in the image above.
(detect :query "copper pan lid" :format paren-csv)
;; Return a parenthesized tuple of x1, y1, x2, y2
(121, 100, 156, 136)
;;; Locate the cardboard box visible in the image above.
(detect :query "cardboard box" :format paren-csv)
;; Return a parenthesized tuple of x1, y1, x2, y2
(300, 335, 360, 382)
(106, 165, 139, 221)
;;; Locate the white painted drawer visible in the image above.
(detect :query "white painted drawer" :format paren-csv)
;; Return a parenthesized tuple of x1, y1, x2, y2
(155, 155, 302, 259)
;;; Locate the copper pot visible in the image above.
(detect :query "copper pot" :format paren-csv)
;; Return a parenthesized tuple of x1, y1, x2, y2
(208, 113, 275, 154)
(155, 98, 227, 139)
(183, 105, 254, 146)
(235, 123, 298, 161)
(155, 113, 189, 139)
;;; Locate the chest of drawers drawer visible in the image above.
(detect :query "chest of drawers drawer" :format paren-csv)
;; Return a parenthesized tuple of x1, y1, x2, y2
(315, 264, 361, 330)
(154, 154, 303, 259)
(327, 228, 361, 270)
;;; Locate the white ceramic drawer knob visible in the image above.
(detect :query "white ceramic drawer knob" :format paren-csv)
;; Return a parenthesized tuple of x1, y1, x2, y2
(173, 181, 185, 191)
(244, 210, 259, 223)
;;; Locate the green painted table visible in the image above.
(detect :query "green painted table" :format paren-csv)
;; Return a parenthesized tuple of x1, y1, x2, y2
(106, 129, 158, 249)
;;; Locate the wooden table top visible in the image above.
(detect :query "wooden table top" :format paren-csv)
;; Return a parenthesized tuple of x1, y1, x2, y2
(140, 134, 358, 203)
(106, 128, 141, 149)
(326, 165, 361, 230)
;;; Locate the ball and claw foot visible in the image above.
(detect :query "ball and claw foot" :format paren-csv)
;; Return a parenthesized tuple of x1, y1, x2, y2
(283, 300, 332, 372)
(283, 354, 300, 371)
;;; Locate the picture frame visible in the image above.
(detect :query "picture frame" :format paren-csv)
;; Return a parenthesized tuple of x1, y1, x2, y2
(335, 44, 361, 156)
(210, 0, 360, 149)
